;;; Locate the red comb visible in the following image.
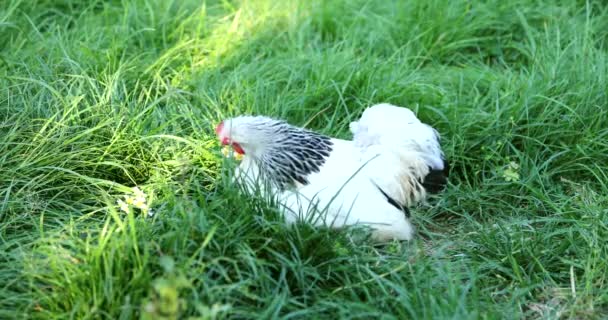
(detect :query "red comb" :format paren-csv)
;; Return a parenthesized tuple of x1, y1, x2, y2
(215, 121, 224, 134)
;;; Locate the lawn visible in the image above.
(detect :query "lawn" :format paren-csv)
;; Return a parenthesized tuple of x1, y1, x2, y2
(1, 0, 607, 318)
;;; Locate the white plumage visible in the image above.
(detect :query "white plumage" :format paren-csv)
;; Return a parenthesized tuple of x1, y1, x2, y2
(216, 103, 448, 241)
(350, 103, 445, 171)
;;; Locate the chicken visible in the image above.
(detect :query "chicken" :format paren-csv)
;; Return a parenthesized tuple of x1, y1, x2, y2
(215, 103, 448, 241)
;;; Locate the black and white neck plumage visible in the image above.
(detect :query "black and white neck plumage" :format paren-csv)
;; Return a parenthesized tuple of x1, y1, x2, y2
(215, 116, 334, 190)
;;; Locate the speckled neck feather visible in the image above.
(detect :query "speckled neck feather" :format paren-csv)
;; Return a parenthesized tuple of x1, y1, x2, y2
(253, 120, 333, 190)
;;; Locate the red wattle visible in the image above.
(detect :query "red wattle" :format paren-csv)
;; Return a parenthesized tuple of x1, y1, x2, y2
(232, 142, 245, 155)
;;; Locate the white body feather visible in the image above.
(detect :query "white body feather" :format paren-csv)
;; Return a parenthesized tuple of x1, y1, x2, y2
(276, 139, 422, 241)
(350, 103, 445, 170)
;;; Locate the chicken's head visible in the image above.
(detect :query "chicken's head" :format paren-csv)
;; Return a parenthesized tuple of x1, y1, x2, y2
(215, 116, 279, 157)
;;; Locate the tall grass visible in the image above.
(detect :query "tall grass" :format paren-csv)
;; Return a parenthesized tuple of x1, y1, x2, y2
(1, 0, 607, 318)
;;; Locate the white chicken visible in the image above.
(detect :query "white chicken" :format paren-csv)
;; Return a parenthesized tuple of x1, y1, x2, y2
(215, 103, 448, 241)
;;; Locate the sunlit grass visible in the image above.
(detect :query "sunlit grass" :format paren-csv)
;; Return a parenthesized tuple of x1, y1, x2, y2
(1, 0, 607, 318)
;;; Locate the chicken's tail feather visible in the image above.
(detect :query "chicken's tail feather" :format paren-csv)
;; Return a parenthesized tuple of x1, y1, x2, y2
(422, 159, 449, 194)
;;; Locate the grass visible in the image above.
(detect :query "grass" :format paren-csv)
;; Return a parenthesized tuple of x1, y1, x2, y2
(1, 0, 607, 318)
